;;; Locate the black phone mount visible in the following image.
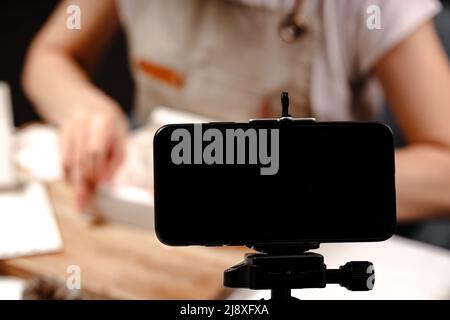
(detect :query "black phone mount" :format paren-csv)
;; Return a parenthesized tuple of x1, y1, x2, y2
(224, 93, 375, 301)
(224, 242, 374, 301)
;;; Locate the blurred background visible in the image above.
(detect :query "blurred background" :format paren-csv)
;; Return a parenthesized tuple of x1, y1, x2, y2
(1, 0, 449, 249)
(0, 0, 449, 300)
(0, 0, 448, 127)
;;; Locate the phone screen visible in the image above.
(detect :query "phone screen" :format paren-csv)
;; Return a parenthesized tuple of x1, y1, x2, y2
(153, 121, 396, 246)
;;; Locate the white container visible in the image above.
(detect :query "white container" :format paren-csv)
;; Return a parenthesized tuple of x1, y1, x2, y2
(94, 184, 155, 230)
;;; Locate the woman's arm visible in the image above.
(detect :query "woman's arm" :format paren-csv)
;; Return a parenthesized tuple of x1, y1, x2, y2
(23, 0, 128, 211)
(23, 0, 121, 124)
(375, 21, 450, 221)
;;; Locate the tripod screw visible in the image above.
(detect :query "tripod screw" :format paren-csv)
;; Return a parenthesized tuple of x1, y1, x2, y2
(281, 92, 291, 118)
(338, 261, 375, 291)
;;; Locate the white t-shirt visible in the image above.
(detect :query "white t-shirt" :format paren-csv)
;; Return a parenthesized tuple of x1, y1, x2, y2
(117, 0, 442, 123)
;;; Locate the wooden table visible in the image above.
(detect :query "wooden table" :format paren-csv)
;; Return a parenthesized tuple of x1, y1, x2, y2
(0, 182, 247, 299)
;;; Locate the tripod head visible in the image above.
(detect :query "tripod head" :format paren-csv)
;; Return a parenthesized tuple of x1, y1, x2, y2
(224, 243, 375, 300)
(225, 244, 376, 301)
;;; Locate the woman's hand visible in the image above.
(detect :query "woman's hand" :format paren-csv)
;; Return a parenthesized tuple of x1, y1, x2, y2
(21, 0, 123, 211)
(60, 106, 128, 211)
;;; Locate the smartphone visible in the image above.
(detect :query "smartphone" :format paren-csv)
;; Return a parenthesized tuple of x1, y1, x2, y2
(153, 120, 396, 246)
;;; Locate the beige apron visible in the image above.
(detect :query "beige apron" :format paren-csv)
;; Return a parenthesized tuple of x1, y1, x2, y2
(117, 0, 320, 124)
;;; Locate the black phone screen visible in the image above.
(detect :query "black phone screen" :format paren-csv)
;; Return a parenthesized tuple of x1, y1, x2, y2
(153, 121, 396, 246)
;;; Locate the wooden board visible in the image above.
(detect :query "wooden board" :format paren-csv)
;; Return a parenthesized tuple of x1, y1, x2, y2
(0, 182, 247, 299)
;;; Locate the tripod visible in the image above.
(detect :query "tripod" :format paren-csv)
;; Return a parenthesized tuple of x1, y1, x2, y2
(224, 243, 375, 301)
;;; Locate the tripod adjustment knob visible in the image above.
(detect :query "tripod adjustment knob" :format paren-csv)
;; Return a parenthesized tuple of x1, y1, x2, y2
(338, 261, 375, 291)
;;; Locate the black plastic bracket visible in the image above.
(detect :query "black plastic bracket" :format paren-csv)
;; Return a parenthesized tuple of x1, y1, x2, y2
(224, 245, 374, 301)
